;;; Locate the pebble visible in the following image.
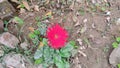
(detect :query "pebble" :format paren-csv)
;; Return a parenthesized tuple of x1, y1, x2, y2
(109, 44, 120, 66)
(116, 18, 120, 25)
(2, 53, 34, 68)
(20, 42, 28, 49)
(0, 0, 15, 19)
(0, 20, 4, 33)
(0, 32, 19, 48)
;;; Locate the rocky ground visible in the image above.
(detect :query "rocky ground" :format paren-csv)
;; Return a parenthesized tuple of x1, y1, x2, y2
(0, 0, 120, 68)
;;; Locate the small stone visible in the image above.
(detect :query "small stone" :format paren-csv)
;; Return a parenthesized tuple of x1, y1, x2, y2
(20, 8, 26, 14)
(0, 32, 19, 48)
(83, 19, 88, 23)
(0, 63, 4, 68)
(0, 0, 15, 19)
(20, 42, 28, 49)
(34, 5, 39, 11)
(109, 44, 120, 66)
(106, 11, 111, 16)
(0, 0, 5, 3)
(116, 18, 120, 25)
(77, 38, 82, 45)
(2, 53, 34, 68)
(0, 20, 4, 33)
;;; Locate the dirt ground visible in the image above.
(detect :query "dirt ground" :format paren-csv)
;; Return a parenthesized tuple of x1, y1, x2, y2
(5, 0, 120, 68)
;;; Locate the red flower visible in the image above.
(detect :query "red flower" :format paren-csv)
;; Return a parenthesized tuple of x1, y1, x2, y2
(46, 24, 68, 49)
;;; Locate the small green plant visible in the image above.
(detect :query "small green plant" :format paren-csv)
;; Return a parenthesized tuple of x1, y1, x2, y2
(117, 64, 120, 68)
(112, 37, 120, 48)
(79, 7, 85, 15)
(34, 40, 76, 68)
(14, 17, 24, 27)
(3, 21, 9, 31)
(28, 20, 77, 68)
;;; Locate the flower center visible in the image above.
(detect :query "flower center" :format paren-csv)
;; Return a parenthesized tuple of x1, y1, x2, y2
(54, 34, 58, 39)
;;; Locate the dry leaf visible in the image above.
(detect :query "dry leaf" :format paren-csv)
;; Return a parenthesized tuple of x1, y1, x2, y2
(92, 23, 96, 28)
(28, 27, 35, 32)
(39, 42, 44, 47)
(17, 4, 21, 8)
(77, 38, 82, 45)
(45, 0, 50, 4)
(106, 17, 110, 23)
(22, 0, 30, 11)
(77, 28, 81, 33)
(76, 0, 83, 3)
(72, 15, 78, 22)
(74, 20, 80, 26)
(34, 5, 39, 11)
(79, 46, 86, 50)
(11, 0, 20, 4)
(0, 20, 4, 32)
(104, 0, 108, 2)
(80, 25, 87, 33)
(91, 0, 96, 4)
(7, 65, 14, 68)
(20, 8, 26, 13)
(78, 50, 87, 57)
(45, 11, 52, 16)
(69, 2, 74, 10)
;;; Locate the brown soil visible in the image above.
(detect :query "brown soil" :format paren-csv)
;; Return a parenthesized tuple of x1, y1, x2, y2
(6, 0, 120, 68)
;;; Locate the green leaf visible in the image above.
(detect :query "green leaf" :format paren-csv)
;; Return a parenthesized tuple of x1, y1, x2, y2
(101, 7, 106, 11)
(60, 51, 70, 58)
(42, 38, 47, 45)
(14, 17, 24, 26)
(79, 8, 85, 15)
(35, 58, 43, 64)
(63, 60, 70, 68)
(3, 21, 9, 31)
(28, 33, 36, 39)
(71, 49, 78, 57)
(54, 56, 64, 68)
(54, 54, 62, 63)
(34, 30, 40, 35)
(4, 28, 8, 31)
(84, 38, 90, 46)
(34, 47, 43, 59)
(24, 50, 31, 55)
(43, 46, 53, 63)
(69, 41, 76, 47)
(35, 17, 40, 22)
(116, 37, 120, 43)
(117, 64, 120, 68)
(55, 61, 64, 68)
(112, 42, 119, 48)
(59, 41, 76, 58)
(55, 58, 70, 68)
(60, 41, 74, 53)
(20, 4, 25, 8)
(38, 24, 47, 35)
(37, 22, 41, 27)
(42, 63, 49, 68)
